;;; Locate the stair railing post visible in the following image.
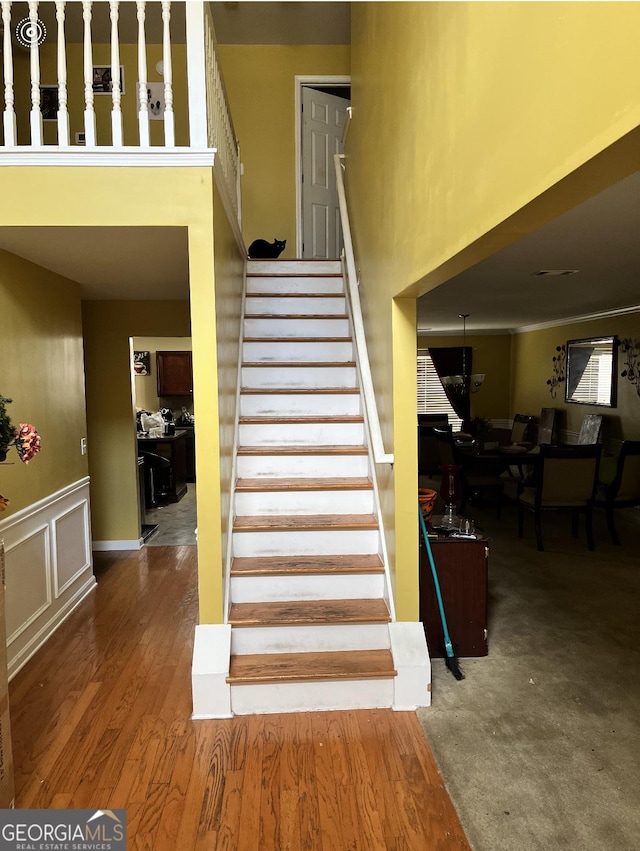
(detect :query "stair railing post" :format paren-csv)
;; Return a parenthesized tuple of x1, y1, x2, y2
(185, 0, 208, 149)
(136, 0, 150, 148)
(109, 0, 123, 147)
(55, 1, 70, 146)
(82, 0, 96, 146)
(2, 1, 17, 146)
(161, 0, 175, 147)
(28, 0, 43, 146)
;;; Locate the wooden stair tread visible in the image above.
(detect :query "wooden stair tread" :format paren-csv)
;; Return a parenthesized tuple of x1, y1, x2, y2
(242, 361, 355, 368)
(233, 513, 378, 532)
(245, 313, 348, 320)
(229, 598, 391, 626)
(235, 477, 372, 492)
(247, 272, 342, 278)
(244, 336, 352, 343)
(246, 292, 343, 297)
(231, 553, 384, 576)
(239, 415, 364, 424)
(227, 649, 396, 684)
(240, 387, 360, 395)
(237, 445, 368, 455)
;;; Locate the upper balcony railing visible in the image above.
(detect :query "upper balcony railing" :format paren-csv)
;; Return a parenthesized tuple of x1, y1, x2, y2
(0, 1, 241, 219)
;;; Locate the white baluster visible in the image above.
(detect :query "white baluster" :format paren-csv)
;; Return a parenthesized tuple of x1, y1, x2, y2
(55, 1, 70, 146)
(161, 1, 174, 147)
(136, 0, 149, 148)
(1, 1, 16, 146)
(109, 0, 122, 146)
(28, 1, 43, 146)
(82, 1, 96, 146)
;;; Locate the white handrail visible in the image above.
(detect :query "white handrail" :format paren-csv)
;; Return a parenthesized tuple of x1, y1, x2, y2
(334, 153, 394, 466)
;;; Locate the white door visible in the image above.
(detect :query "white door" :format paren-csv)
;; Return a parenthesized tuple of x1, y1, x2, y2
(302, 87, 349, 259)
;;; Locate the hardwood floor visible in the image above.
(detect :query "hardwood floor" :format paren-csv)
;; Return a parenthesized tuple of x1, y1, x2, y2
(9, 546, 471, 850)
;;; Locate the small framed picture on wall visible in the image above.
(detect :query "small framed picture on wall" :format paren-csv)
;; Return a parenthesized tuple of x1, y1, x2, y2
(133, 351, 151, 376)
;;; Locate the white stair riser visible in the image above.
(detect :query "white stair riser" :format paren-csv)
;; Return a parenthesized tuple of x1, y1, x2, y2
(231, 622, 390, 655)
(247, 260, 341, 275)
(230, 677, 395, 715)
(246, 275, 343, 295)
(240, 393, 361, 417)
(238, 421, 365, 446)
(236, 453, 370, 479)
(230, 572, 384, 603)
(232, 528, 380, 558)
(244, 317, 350, 338)
(234, 488, 374, 516)
(246, 296, 345, 316)
(243, 340, 353, 363)
(241, 365, 356, 390)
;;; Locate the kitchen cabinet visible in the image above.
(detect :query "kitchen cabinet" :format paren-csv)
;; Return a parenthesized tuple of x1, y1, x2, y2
(156, 351, 192, 397)
(419, 536, 489, 658)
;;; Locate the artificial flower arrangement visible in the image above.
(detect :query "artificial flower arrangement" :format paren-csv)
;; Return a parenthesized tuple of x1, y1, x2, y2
(0, 394, 42, 510)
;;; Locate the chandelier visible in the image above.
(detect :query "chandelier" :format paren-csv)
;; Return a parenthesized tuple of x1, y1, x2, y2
(441, 314, 485, 394)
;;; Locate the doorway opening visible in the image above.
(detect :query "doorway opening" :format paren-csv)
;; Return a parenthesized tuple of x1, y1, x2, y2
(295, 75, 351, 258)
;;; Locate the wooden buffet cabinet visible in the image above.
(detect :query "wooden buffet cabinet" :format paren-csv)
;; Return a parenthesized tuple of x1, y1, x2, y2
(419, 536, 489, 658)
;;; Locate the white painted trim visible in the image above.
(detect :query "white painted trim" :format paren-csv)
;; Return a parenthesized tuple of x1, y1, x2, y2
(0, 148, 216, 167)
(294, 75, 351, 258)
(223, 261, 249, 622)
(389, 622, 431, 710)
(0, 477, 91, 531)
(514, 303, 640, 334)
(335, 155, 393, 466)
(191, 624, 233, 719)
(8, 577, 96, 680)
(92, 539, 142, 551)
(213, 164, 246, 256)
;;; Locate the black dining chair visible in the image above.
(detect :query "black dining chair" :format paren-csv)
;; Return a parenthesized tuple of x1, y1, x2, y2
(517, 444, 602, 551)
(594, 440, 640, 545)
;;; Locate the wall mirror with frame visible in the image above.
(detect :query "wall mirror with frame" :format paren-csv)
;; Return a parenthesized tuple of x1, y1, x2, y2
(565, 336, 618, 407)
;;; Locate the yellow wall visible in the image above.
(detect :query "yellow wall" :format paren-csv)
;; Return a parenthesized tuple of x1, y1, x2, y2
(0, 251, 88, 515)
(512, 315, 640, 442)
(133, 336, 193, 415)
(347, 2, 640, 619)
(0, 166, 243, 623)
(217, 44, 350, 254)
(418, 334, 512, 422)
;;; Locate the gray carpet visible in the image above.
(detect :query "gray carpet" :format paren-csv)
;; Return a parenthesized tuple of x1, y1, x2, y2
(418, 488, 640, 851)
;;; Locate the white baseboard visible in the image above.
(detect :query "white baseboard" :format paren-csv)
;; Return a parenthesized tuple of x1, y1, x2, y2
(389, 622, 432, 710)
(92, 539, 143, 551)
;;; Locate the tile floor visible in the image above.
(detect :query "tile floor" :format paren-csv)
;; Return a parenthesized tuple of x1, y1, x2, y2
(144, 485, 197, 546)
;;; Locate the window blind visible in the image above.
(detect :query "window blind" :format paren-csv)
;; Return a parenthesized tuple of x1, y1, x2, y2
(417, 349, 462, 431)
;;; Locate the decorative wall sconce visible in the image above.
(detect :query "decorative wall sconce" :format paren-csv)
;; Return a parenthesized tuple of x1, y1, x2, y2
(546, 343, 566, 398)
(620, 338, 640, 398)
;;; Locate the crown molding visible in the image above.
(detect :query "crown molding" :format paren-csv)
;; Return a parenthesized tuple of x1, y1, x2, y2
(513, 303, 640, 334)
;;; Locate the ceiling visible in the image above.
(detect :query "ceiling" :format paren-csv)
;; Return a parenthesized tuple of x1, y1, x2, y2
(417, 169, 640, 334)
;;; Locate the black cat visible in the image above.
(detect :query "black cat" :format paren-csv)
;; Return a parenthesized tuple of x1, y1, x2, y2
(248, 238, 286, 259)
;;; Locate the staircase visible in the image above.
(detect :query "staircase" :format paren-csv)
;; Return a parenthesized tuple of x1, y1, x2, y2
(225, 258, 398, 714)
(191, 258, 431, 718)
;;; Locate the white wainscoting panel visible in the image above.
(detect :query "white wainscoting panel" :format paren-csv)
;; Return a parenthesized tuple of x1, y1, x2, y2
(0, 478, 96, 679)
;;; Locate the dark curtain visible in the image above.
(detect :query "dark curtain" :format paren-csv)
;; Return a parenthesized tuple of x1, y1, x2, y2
(567, 346, 594, 398)
(429, 346, 472, 424)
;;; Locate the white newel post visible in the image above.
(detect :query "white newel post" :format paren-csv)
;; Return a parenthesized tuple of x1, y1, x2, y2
(109, 1, 123, 146)
(161, 0, 175, 147)
(185, 0, 208, 149)
(55, 1, 70, 146)
(136, 0, 150, 148)
(1, 1, 16, 146)
(28, 1, 43, 146)
(82, 1, 96, 146)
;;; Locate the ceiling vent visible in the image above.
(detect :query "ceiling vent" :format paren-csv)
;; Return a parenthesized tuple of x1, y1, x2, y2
(534, 269, 580, 277)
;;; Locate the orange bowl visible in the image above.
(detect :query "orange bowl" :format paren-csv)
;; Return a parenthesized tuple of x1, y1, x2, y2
(418, 488, 438, 521)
